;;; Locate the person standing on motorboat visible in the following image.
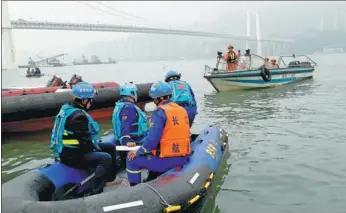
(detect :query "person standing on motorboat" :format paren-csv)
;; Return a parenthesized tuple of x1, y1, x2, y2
(112, 82, 149, 168)
(224, 44, 238, 71)
(126, 81, 191, 186)
(50, 82, 118, 195)
(164, 70, 198, 127)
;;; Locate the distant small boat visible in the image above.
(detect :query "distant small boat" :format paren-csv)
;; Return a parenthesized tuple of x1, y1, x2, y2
(204, 53, 317, 92)
(26, 73, 45, 78)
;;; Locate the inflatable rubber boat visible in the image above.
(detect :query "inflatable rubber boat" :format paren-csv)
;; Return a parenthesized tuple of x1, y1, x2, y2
(2, 83, 153, 133)
(2, 126, 229, 213)
(26, 73, 45, 78)
(1, 82, 119, 97)
(2, 74, 120, 97)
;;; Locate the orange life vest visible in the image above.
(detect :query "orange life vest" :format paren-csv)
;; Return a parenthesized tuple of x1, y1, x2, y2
(152, 102, 191, 158)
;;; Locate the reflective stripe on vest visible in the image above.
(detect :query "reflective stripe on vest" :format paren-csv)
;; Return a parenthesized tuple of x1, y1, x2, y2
(50, 104, 100, 158)
(112, 101, 149, 140)
(168, 80, 195, 106)
(152, 102, 191, 158)
(62, 130, 79, 145)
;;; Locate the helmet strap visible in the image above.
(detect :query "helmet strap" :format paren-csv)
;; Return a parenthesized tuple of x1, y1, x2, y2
(154, 98, 163, 106)
(123, 96, 136, 103)
(73, 97, 92, 110)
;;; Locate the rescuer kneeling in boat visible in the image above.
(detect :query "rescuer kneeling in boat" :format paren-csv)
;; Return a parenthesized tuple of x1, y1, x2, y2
(126, 81, 191, 186)
(50, 82, 117, 195)
(224, 44, 238, 71)
(112, 82, 149, 168)
(164, 70, 198, 127)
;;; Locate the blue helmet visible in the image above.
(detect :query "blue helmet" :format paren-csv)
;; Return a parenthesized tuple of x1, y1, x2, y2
(120, 82, 138, 101)
(71, 82, 96, 99)
(149, 81, 172, 99)
(165, 70, 181, 82)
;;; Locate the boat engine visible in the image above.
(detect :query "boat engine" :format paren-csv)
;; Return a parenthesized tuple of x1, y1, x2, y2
(69, 74, 83, 86)
(46, 75, 65, 87)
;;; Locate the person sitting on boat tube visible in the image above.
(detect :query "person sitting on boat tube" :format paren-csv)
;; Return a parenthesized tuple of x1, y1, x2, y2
(50, 82, 118, 195)
(224, 44, 238, 71)
(261, 56, 272, 69)
(271, 58, 279, 68)
(126, 81, 191, 186)
(35, 67, 41, 74)
(164, 70, 197, 127)
(112, 82, 149, 167)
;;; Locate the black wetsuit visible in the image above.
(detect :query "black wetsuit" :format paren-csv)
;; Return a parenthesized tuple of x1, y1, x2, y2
(59, 102, 117, 193)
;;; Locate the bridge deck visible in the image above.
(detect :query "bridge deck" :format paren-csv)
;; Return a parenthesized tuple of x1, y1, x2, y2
(6, 20, 294, 43)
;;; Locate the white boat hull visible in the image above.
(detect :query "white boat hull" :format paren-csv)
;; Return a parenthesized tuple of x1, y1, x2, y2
(204, 68, 314, 92)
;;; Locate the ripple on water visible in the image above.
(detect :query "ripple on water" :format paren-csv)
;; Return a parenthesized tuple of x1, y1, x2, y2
(2, 57, 346, 213)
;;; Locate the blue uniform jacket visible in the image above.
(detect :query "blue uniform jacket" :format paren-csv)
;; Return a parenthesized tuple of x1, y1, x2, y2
(136, 100, 172, 156)
(117, 99, 145, 145)
(189, 86, 197, 107)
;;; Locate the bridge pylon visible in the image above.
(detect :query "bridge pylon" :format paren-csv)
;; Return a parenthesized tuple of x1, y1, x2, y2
(245, 11, 262, 56)
(2, 1, 17, 70)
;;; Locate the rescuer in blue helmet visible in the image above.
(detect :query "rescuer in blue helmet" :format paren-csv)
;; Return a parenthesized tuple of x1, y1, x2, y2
(126, 81, 191, 186)
(164, 70, 198, 127)
(112, 82, 149, 168)
(50, 82, 118, 196)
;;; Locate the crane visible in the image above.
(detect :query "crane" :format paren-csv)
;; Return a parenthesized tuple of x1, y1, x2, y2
(35, 53, 68, 64)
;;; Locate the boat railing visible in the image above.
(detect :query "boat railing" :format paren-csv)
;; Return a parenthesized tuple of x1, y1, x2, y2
(204, 55, 228, 76)
(204, 64, 228, 76)
(205, 54, 264, 75)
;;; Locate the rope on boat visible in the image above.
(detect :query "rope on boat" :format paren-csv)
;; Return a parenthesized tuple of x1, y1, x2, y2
(143, 182, 172, 207)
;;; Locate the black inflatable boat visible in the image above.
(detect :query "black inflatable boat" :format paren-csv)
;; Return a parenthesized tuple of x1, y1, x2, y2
(2, 126, 229, 213)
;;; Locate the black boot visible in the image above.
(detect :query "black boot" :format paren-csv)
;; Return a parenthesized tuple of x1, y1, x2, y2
(91, 177, 106, 195)
(130, 182, 138, 187)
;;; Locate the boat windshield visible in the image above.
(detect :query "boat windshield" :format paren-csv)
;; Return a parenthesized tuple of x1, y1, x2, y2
(278, 54, 317, 68)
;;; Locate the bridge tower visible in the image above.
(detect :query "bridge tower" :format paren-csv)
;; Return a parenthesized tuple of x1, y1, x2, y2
(246, 11, 262, 56)
(2, 1, 17, 70)
(245, 12, 251, 50)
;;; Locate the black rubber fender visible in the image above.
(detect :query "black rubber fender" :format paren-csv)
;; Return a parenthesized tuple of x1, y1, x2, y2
(260, 67, 272, 82)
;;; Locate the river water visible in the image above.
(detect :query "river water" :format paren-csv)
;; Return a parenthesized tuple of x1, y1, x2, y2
(2, 53, 346, 213)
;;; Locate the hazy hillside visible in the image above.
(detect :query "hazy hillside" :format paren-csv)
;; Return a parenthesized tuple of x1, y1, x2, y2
(77, 2, 346, 61)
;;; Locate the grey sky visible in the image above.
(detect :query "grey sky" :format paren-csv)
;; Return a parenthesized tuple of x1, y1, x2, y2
(6, 1, 346, 62)
(7, 1, 289, 52)
(8, 1, 226, 53)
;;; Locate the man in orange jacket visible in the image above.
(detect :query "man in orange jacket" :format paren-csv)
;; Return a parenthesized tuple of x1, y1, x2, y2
(224, 44, 238, 71)
(126, 81, 191, 186)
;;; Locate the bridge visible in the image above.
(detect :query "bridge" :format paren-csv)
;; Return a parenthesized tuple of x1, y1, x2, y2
(8, 20, 294, 44)
(2, 1, 293, 70)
